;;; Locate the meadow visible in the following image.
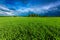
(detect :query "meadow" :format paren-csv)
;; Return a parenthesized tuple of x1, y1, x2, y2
(0, 17, 60, 40)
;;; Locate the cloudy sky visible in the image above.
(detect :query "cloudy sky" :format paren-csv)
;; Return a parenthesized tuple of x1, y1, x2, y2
(0, 0, 60, 16)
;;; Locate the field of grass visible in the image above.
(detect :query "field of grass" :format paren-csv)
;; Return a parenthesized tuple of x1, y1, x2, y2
(0, 17, 60, 40)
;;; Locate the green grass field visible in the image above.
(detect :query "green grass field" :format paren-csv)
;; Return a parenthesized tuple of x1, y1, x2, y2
(0, 17, 60, 40)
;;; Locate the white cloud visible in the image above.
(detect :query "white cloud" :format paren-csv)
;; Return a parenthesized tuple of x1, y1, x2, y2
(0, 5, 15, 16)
(0, 5, 10, 11)
(42, 1, 60, 10)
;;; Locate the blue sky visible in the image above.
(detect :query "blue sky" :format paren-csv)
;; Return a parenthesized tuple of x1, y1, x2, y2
(0, 0, 60, 16)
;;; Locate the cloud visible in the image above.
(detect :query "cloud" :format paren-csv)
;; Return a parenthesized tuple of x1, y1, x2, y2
(16, 1, 60, 15)
(0, 5, 15, 16)
(0, 1, 60, 16)
(42, 1, 60, 10)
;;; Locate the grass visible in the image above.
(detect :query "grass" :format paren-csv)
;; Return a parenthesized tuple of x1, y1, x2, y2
(0, 17, 60, 40)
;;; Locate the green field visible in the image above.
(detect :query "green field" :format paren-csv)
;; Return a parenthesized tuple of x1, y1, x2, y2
(0, 17, 60, 40)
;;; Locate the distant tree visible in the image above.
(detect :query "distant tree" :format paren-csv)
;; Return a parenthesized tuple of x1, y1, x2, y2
(28, 13, 40, 17)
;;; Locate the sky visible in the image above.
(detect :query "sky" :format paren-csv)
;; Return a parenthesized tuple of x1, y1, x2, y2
(0, 0, 60, 16)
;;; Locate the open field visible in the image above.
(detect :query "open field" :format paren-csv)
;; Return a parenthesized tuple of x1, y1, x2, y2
(0, 17, 60, 40)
